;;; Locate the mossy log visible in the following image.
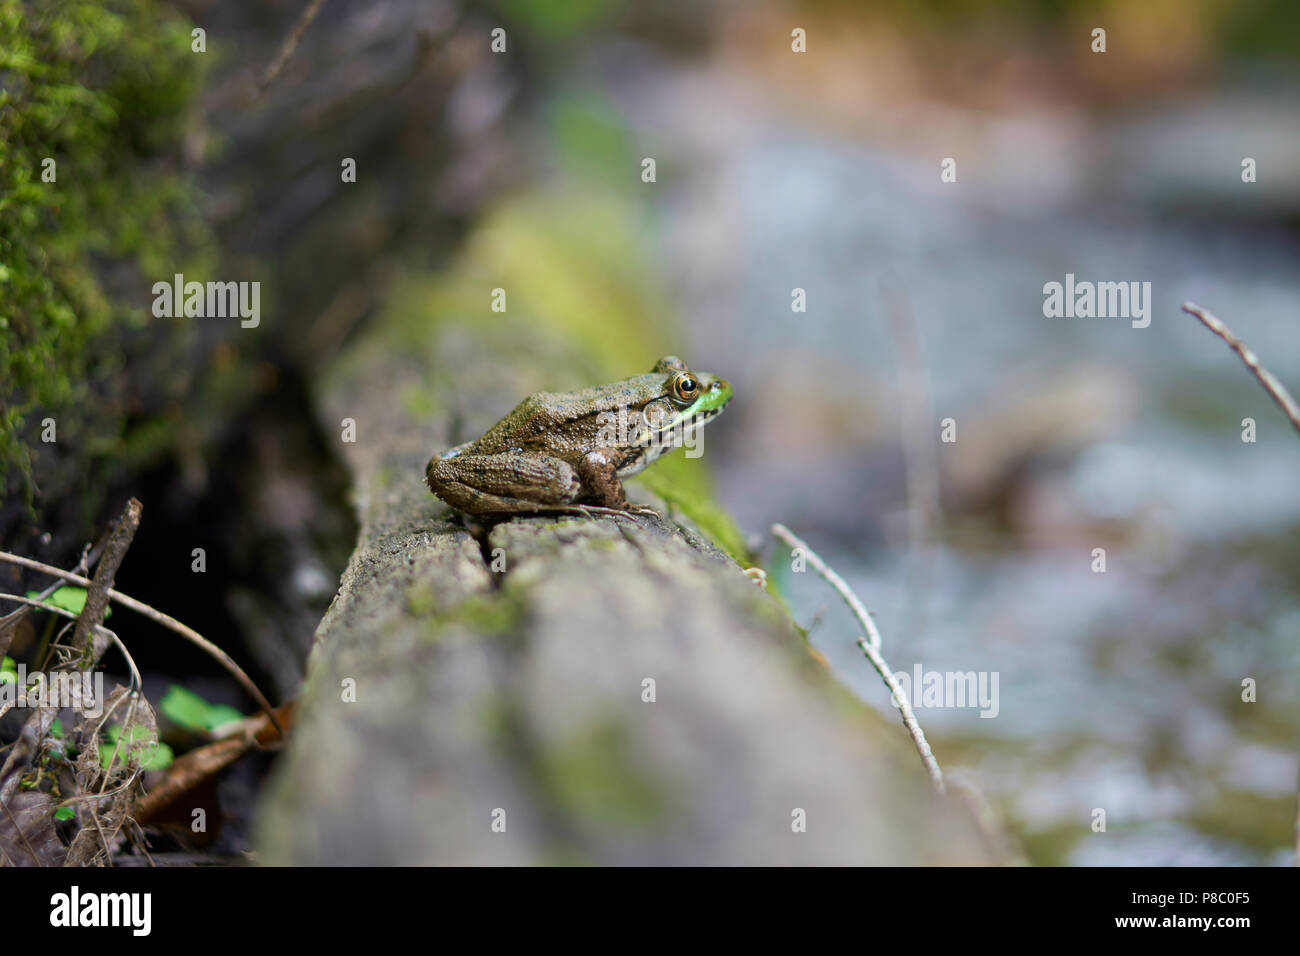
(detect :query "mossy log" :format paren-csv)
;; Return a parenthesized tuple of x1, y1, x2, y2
(254, 316, 992, 865)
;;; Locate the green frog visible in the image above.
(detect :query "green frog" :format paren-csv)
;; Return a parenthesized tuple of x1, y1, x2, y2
(426, 356, 733, 517)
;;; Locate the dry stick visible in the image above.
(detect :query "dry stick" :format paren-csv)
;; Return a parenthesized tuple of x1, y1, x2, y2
(257, 0, 328, 93)
(0, 552, 283, 740)
(0, 500, 140, 799)
(0, 595, 136, 687)
(0, 578, 64, 661)
(0, 539, 105, 662)
(1182, 301, 1300, 435)
(771, 524, 884, 650)
(771, 523, 944, 792)
(1183, 301, 1300, 864)
(73, 498, 140, 661)
(0, 532, 100, 639)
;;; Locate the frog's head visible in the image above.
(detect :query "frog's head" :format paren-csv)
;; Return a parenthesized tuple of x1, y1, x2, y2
(633, 355, 733, 446)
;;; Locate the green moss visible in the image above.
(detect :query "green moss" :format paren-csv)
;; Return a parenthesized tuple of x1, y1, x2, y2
(406, 583, 439, 618)
(411, 587, 529, 642)
(0, 0, 213, 505)
(534, 717, 674, 829)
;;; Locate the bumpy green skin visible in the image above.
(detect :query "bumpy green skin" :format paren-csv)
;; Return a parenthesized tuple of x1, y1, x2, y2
(426, 356, 733, 516)
(0, 0, 211, 506)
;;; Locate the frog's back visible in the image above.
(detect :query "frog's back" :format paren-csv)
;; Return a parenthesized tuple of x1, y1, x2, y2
(466, 373, 665, 455)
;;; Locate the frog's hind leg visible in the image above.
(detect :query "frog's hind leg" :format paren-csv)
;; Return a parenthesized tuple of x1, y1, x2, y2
(426, 451, 583, 516)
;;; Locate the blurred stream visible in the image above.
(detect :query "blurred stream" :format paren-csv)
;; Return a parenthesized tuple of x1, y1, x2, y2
(594, 53, 1300, 864)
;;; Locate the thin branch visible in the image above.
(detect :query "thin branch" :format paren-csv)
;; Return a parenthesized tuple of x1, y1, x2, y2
(0, 593, 138, 692)
(0, 552, 283, 740)
(257, 0, 328, 93)
(72, 498, 140, 661)
(771, 523, 944, 791)
(771, 523, 883, 650)
(1185, 303, 1300, 865)
(855, 637, 945, 792)
(1182, 301, 1300, 435)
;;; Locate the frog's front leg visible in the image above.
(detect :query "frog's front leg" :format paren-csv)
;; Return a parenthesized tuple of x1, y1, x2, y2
(576, 452, 658, 517)
(426, 450, 582, 515)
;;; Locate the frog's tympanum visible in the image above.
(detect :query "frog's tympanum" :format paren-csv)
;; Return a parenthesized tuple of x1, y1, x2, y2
(426, 356, 733, 517)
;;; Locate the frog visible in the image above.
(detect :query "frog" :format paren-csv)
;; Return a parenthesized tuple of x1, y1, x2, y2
(426, 356, 733, 517)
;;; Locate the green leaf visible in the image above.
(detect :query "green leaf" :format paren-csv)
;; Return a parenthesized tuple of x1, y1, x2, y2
(24, 585, 110, 619)
(54, 806, 76, 822)
(99, 725, 173, 771)
(140, 741, 173, 771)
(159, 684, 245, 732)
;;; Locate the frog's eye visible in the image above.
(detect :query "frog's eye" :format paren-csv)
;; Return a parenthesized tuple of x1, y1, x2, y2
(671, 373, 700, 404)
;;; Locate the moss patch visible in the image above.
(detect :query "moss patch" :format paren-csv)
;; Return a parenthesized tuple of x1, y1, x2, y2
(0, 0, 213, 505)
(534, 717, 675, 830)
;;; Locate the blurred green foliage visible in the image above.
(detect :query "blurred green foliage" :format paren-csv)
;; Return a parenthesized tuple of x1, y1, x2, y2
(823, 0, 1300, 60)
(0, 0, 212, 506)
(159, 683, 245, 733)
(493, 0, 616, 40)
(548, 93, 638, 190)
(99, 721, 172, 772)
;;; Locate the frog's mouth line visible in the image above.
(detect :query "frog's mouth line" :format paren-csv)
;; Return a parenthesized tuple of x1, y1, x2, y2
(639, 405, 724, 446)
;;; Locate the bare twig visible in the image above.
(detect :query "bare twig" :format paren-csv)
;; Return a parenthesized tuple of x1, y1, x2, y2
(72, 499, 140, 661)
(771, 523, 944, 791)
(771, 524, 883, 649)
(855, 637, 945, 792)
(1183, 302, 1300, 865)
(257, 0, 328, 93)
(0, 594, 130, 687)
(0, 577, 63, 660)
(0, 502, 144, 805)
(0, 552, 283, 740)
(1182, 301, 1300, 435)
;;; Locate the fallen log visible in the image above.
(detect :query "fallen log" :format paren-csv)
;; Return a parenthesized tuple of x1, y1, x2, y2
(254, 282, 992, 865)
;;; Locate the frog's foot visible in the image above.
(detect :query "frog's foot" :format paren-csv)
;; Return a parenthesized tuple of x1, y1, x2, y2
(572, 504, 646, 522)
(626, 504, 662, 519)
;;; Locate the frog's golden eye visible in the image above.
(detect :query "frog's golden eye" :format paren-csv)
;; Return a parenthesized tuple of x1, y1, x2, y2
(671, 372, 700, 404)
